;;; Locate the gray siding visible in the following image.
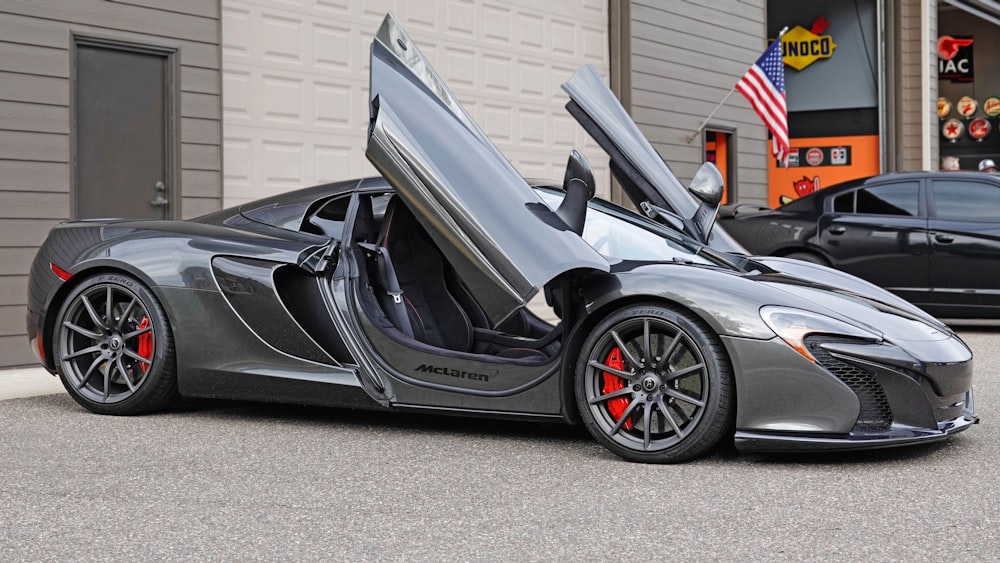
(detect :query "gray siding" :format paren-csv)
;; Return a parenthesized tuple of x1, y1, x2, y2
(627, 0, 768, 203)
(0, 1, 222, 368)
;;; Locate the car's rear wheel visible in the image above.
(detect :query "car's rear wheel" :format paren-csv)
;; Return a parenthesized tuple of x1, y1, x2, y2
(576, 303, 733, 463)
(53, 273, 177, 415)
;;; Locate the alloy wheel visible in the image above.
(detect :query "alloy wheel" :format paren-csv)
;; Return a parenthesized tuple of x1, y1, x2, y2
(57, 282, 155, 404)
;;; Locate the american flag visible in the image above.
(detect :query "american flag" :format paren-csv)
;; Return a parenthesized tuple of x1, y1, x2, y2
(735, 36, 789, 166)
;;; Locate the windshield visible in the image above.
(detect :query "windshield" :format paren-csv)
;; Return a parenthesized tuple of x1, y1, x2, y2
(536, 190, 720, 266)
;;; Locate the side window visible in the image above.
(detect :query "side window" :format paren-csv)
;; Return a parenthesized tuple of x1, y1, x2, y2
(304, 195, 352, 238)
(855, 182, 920, 216)
(833, 192, 854, 213)
(932, 181, 1000, 221)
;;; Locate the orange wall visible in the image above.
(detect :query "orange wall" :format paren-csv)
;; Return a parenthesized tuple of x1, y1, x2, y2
(768, 134, 880, 207)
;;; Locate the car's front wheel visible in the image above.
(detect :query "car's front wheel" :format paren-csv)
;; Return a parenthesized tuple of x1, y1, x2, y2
(576, 303, 733, 463)
(53, 273, 177, 415)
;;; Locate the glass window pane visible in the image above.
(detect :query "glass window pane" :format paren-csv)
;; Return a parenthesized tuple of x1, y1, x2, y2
(932, 181, 1000, 221)
(834, 192, 854, 212)
(855, 182, 919, 216)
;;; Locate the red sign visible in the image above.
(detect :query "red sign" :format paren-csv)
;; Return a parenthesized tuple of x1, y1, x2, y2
(957, 96, 977, 117)
(938, 35, 975, 82)
(969, 118, 991, 140)
(805, 148, 824, 166)
(793, 175, 820, 196)
(942, 118, 964, 141)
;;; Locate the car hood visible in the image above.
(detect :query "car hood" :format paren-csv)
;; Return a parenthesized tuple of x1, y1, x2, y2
(562, 65, 745, 253)
(752, 271, 956, 343)
(364, 14, 609, 326)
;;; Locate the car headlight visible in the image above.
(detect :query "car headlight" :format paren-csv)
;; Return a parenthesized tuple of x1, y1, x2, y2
(760, 306, 883, 363)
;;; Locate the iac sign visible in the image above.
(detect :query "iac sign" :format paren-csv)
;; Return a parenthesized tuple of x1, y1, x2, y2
(938, 35, 975, 82)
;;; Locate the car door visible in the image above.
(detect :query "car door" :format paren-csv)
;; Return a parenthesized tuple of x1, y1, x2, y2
(365, 14, 608, 327)
(927, 177, 1000, 316)
(561, 65, 747, 253)
(815, 179, 931, 305)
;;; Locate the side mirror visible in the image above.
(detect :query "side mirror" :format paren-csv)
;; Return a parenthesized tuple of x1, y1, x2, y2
(688, 162, 724, 206)
(686, 162, 725, 244)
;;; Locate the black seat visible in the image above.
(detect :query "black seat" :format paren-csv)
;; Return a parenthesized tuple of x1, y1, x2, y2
(375, 197, 474, 352)
(547, 149, 595, 322)
(555, 149, 595, 235)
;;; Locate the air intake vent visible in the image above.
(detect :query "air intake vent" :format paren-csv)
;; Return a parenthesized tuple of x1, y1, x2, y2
(806, 336, 893, 432)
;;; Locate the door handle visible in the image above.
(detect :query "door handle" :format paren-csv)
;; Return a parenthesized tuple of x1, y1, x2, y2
(827, 225, 846, 235)
(934, 233, 954, 244)
(150, 180, 169, 208)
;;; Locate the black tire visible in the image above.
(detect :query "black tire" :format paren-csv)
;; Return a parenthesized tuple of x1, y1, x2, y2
(53, 272, 178, 415)
(785, 251, 828, 266)
(575, 303, 733, 463)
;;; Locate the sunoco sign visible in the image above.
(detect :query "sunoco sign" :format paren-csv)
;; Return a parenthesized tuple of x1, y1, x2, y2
(780, 16, 836, 71)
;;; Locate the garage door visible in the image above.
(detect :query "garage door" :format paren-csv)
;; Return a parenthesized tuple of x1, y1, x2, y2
(221, 0, 610, 208)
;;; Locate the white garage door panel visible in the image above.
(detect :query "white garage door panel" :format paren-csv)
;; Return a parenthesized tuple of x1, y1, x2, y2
(222, 0, 609, 208)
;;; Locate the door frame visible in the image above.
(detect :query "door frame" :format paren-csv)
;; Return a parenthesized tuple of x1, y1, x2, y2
(69, 33, 181, 219)
(702, 125, 738, 204)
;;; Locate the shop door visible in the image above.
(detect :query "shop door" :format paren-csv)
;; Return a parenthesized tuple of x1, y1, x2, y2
(705, 130, 733, 204)
(75, 42, 172, 219)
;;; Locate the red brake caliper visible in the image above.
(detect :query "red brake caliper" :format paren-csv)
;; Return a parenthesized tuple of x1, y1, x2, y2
(601, 347, 633, 430)
(137, 316, 152, 372)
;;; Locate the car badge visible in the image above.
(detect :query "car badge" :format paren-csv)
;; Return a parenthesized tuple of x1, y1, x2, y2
(984, 96, 1000, 117)
(957, 96, 977, 118)
(937, 97, 952, 118)
(969, 118, 991, 141)
(942, 118, 964, 141)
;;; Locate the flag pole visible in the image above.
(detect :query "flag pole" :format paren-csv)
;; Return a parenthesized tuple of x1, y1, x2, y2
(686, 89, 736, 143)
(686, 26, 788, 144)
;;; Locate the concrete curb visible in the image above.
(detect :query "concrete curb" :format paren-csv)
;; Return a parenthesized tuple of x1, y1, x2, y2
(0, 367, 64, 401)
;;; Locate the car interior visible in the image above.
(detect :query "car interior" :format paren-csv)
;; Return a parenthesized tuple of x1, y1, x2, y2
(342, 151, 597, 364)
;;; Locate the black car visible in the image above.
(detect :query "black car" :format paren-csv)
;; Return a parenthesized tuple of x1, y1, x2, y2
(25, 16, 977, 463)
(720, 171, 1000, 319)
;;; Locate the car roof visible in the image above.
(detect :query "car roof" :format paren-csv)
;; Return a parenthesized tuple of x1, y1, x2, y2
(779, 171, 1000, 210)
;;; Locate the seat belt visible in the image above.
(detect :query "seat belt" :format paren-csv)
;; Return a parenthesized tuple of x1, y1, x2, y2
(358, 242, 413, 337)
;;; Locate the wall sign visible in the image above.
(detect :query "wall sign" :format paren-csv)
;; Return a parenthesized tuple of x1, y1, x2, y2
(780, 16, 837, 71)
(969, 118, 991, 141)
(984, 97, 1000, 117)
(943, 118, 964, 141)
(957, 96, 977, 117)
(938, 97, 952, 118)
(780, 145, 852, 167)
(938, 35, 975, 82)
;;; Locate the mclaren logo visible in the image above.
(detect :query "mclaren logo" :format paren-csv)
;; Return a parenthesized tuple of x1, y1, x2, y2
(415, 363, 493, 382)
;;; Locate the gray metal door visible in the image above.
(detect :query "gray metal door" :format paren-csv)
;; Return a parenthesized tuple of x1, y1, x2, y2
(75, 43, 172, 219)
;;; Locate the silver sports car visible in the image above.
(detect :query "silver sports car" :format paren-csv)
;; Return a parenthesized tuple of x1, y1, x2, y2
(26, 14, 977, 463)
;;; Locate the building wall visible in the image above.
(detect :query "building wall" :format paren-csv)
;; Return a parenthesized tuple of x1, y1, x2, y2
(898, 0, 938, 171)
(0, 1, 223, 367)
(626, 0, 769, 204)
(221, 0, 611, 209)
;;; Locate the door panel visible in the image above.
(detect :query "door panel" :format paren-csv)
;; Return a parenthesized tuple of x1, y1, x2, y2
(366, 15, 608, 326)
(928, 179, 1000, 315)
(817, 181, 930, 303)
(75, 43, 171, 219)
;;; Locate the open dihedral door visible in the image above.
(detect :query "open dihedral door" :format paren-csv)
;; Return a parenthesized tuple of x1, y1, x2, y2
(562, 65, 745, 253)
(365, 14, 608, 327)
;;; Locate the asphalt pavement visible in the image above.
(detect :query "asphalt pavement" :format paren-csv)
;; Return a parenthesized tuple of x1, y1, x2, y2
(2, 330, 998, 561)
